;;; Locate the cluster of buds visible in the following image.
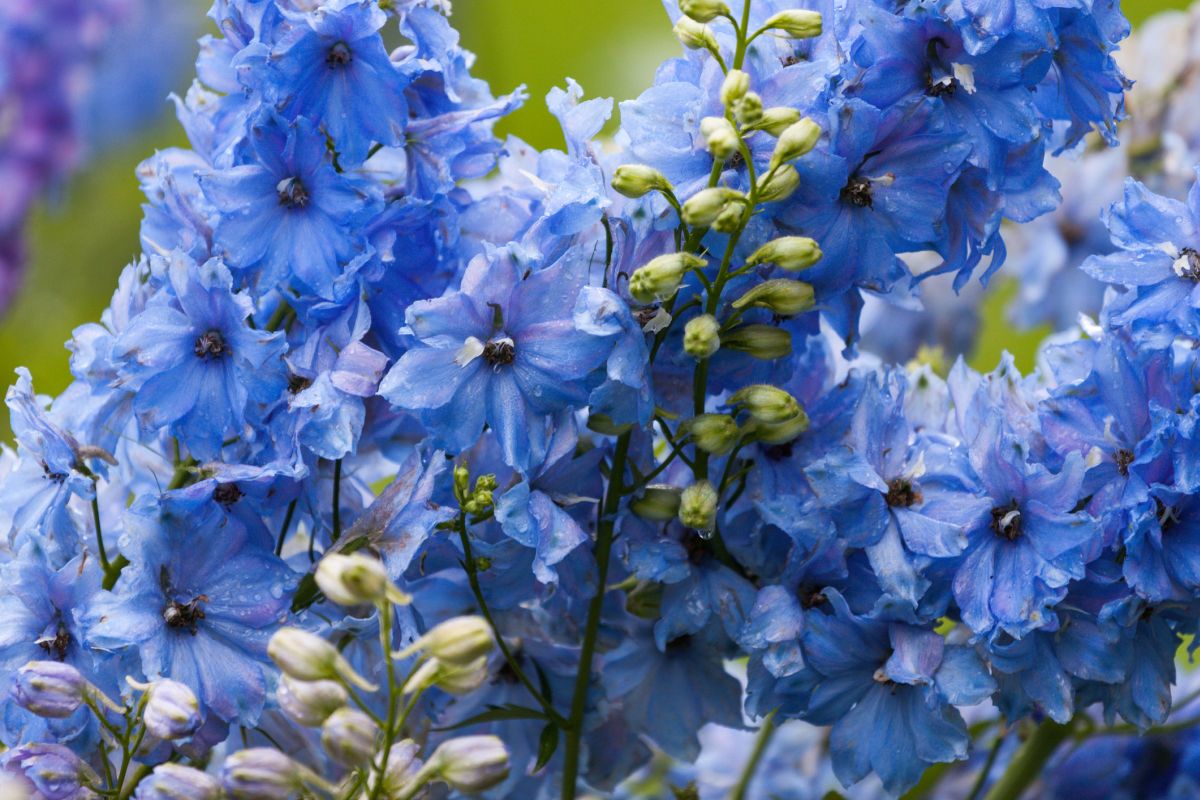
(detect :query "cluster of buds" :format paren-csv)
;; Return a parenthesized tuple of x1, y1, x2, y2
(396, 615, 495, 697)
(453, 465, 499, 517)
(730, 384, 810, 444)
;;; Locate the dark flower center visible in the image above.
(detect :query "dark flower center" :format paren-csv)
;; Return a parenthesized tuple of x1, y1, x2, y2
(886, 478, 921, 508)
(681, 531, 711, 565)
(763, 441, 795, 461)
(1177, 248, 1200, 282)
(213, 482, 243, 507)
(277, 176, 310, 209)
(841, 176, 874, 208)
(288, 373, 313, 394)
(780, 54, 802, 67)
(326, 41, 353, 67)
(483, 338, 516, 367)
(37, 623, 71, 661)
(926, 73, 957, 97)
(991, 501, 1022, 541)
(194, 330, 228, 360)
(40, 459, 68, 484)
(798, 584, 828, 610)
(163, 596, 207, 635)
(1115, 448, 1134, 477)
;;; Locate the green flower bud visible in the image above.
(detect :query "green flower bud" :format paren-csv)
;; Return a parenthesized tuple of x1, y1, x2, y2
(764, 9, 823, 38)
(629, 252, 707, 303)
(730, 384, 802, 423)
(673, 17, 718, 51)
(403, 655, 490, 696)
(679, 480, 719, 532)
(700, 116, 739, 161)
(751, 106, 802, 137)
(612, 164, 670, 198)
(321, 708, 378, 767)
(756, 164, 800, 202)
(711, 200, 746, 233)
(769, 118, 821, 169)
(734, 92, 763, 126)
(683, 314, 721, 360)
(630, 485, 683, 521)
(316, 552, 409, 607)
(720, 325, 793, 360)
(746, 236, 822, 271)
(679, 0, 730, 23)
(268, 628, 378, 691)
(731, 279, 815, 316)
(750, 407, 810, 444)
(398, 615, 493, 667)
(720, 69, 750, 106)
(681, 187, 743, 227)
(684, 414, 739, 454)
(453, 464, 470, 499)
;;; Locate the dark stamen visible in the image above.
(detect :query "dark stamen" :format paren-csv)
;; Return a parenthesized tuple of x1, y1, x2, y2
(194, 330, 228, 360)
(213, 482, 243, 507)
(886, 478, 921, 508)
(163, 596, 207, 635)
(1115, 448, 1134, 477)
(326, 41, 352, 67)
(36, 624, 71, 661)
(991, 501, 1022, 541)
(926, 73, 957, 97)
(841, 176, 874, 208)
(277, 177, 310, 209)
(482, 339, 516, 367)
(288, 373, 313, 394)
(1177, 248, 1200, 282)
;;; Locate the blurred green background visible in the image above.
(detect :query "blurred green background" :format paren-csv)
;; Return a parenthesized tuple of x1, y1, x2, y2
(0, 0, 1186, 431)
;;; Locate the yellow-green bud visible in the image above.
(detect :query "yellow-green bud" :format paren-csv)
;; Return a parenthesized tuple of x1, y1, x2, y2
(750, 407, 810, 444)
(730, 384, 802, 423)
(721, 325, 793, 360)
(612, 164, 670, 198)
(398, 615, 493, 667)
(684, 414, 739, 454)
(712, 201, 746, 233)
(453, 464, 470, 499)
(747, 236, 822, 271)
(679, 480, 719, 532)
(680, 0, 730, 23)
(315, 553, 409, 607)
(757, 164, 800, 202)
(752, 106, 802, 137)
(699, 117, 739, 161)
(683, 314, 721, 359)
(629, 252, 707, 303)
(673, 17, 718, 51)
(731, 279, 815, 316)
(764, 9, 823, 38)
(734, 92, 763, 126)
(681, 187, 743, 227)
(720, 69, 750, 106)
(630, 485, 683, 521)
(769, 118, 821, 169)
(403, 655, 490, 696)
(268, 629, 377, 691)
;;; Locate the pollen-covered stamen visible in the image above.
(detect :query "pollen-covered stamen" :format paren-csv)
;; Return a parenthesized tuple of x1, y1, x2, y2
(991, 502, 1022, 541)
(193, 330, 228, 360)
(163, 596, 208, 635)
(36, 624, 71, 661)
(213, 482, 243, 507)
(482, 337, 516, 367)
(926, 73, 957, 97)
(841, 175, 874, 208)
(277, 176, 310, 209)
(1115, 448, 1134, 476)
(886, 478, 921, 508)
(326, 41, 352, 67)
(1173, 248, 1200, 281)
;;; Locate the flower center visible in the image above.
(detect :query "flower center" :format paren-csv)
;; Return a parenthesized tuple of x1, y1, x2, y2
(326, 41, 352, 67)
(926, 73, 957, 97)
(1115, 448, 1134, 477)
(213, 482, 243, 506)
(277, 176, 310, 209)
(36, 623, 71, 662)
(991, 501, 1022, 541)
(193, 330, 228, 360)
(841, 176, 874, 208)
(885, 478, 921, 508)
(163, 596, 207, 635)
(482, 338, 516, 367)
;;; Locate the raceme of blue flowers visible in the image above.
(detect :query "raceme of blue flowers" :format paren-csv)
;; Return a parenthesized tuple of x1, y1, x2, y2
(6, 0, 1200, 797)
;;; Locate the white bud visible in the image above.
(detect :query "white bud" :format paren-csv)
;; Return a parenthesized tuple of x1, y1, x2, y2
(397, 616, 493, 667)
(752, 107, 802, 137)
(763, 9, 823, 38)
(267, 628, 377, 691)
(612, 164, 671, 198)
(746, 236, 822, 271)
(679, 0, 730, 23)
(769, 118, 821, 169)
(720, 69, 750, 106)
(756, 164, 800, 202)
(142, 679, 202, 740)
(700, 116, 739, 161)
(321, 708, 378, 767)
(673, 17, 718, 51)
(731, 279, 815, 316)
(277, 675, 348, 727)
(681, 187, 744, 227)
(315, 552, 408, 607)
(427, 736, 511, 794)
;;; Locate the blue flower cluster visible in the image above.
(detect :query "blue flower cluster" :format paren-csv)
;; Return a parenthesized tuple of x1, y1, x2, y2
(2, 0, 1186, 797)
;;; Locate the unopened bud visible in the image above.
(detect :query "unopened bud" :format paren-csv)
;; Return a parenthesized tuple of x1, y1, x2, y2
(679, 481, 719, 532)
(721, 325, 793, 359)
(427, 736, 511, 794)
(733, 92, 763, 126)
(136, 764, 223, 800)
(732, 279, 815, 316)
(684, 414, 739, 454)
(683, 314, 721, 360)
(681, 187, 743, 227)
(750, 407, 810, 445)
(700, 117, 739, 161)
(712, 201, 746, 233)
(141, 679, 201, 740)
(373, 740, 423, 798)
(746, 236, 822, 271)
(220, 749, 312, 800)
(720, 70, 750, 106)
(764, 9, 823, 38)
(674, 17, 718, 51)
(769, 118, 821, 169)
(4, 744, 99, 800)
(13, 662, 84, 719)
(316, 552, 409, 607)
(751, 107, 802, 137)
(629, 253, 706, 303)
(612, 164, 670, 198)
(403, 655, 490, 696)
(757, 164, 800, 202)
(277, 675, 347, 727)
(679, 0, 730, 23)
(730, 384, 802, 423)
(267, 628, 377, 691)
(398, 616, 493, 667)
(631, 485, 683, 521)
(321, 708, 378, 767)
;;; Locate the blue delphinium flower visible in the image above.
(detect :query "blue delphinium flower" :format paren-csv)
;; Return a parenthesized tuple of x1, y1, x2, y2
(113, 252, 284, 459)
(379, 245, 618, 471)
(84, 496, 296, 724)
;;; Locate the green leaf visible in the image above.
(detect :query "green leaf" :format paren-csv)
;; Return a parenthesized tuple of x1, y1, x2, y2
(535, 723, 559, 772)
(432, 703, 548, 732)
(290, 573, 325, 613)
(533, 659, 553, 703)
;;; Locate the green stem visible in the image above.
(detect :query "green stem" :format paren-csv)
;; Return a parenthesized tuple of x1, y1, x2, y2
(560, 431, 632, 800)
(275, 498, 297, 557)
(731, 710, 776, 800)
(966, 731, 1006, 800)
(92, 495, 112, 574)
(982, 719, 1073, 800)
(331, 459, 343, 544)
(369, 603, 398, 800)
